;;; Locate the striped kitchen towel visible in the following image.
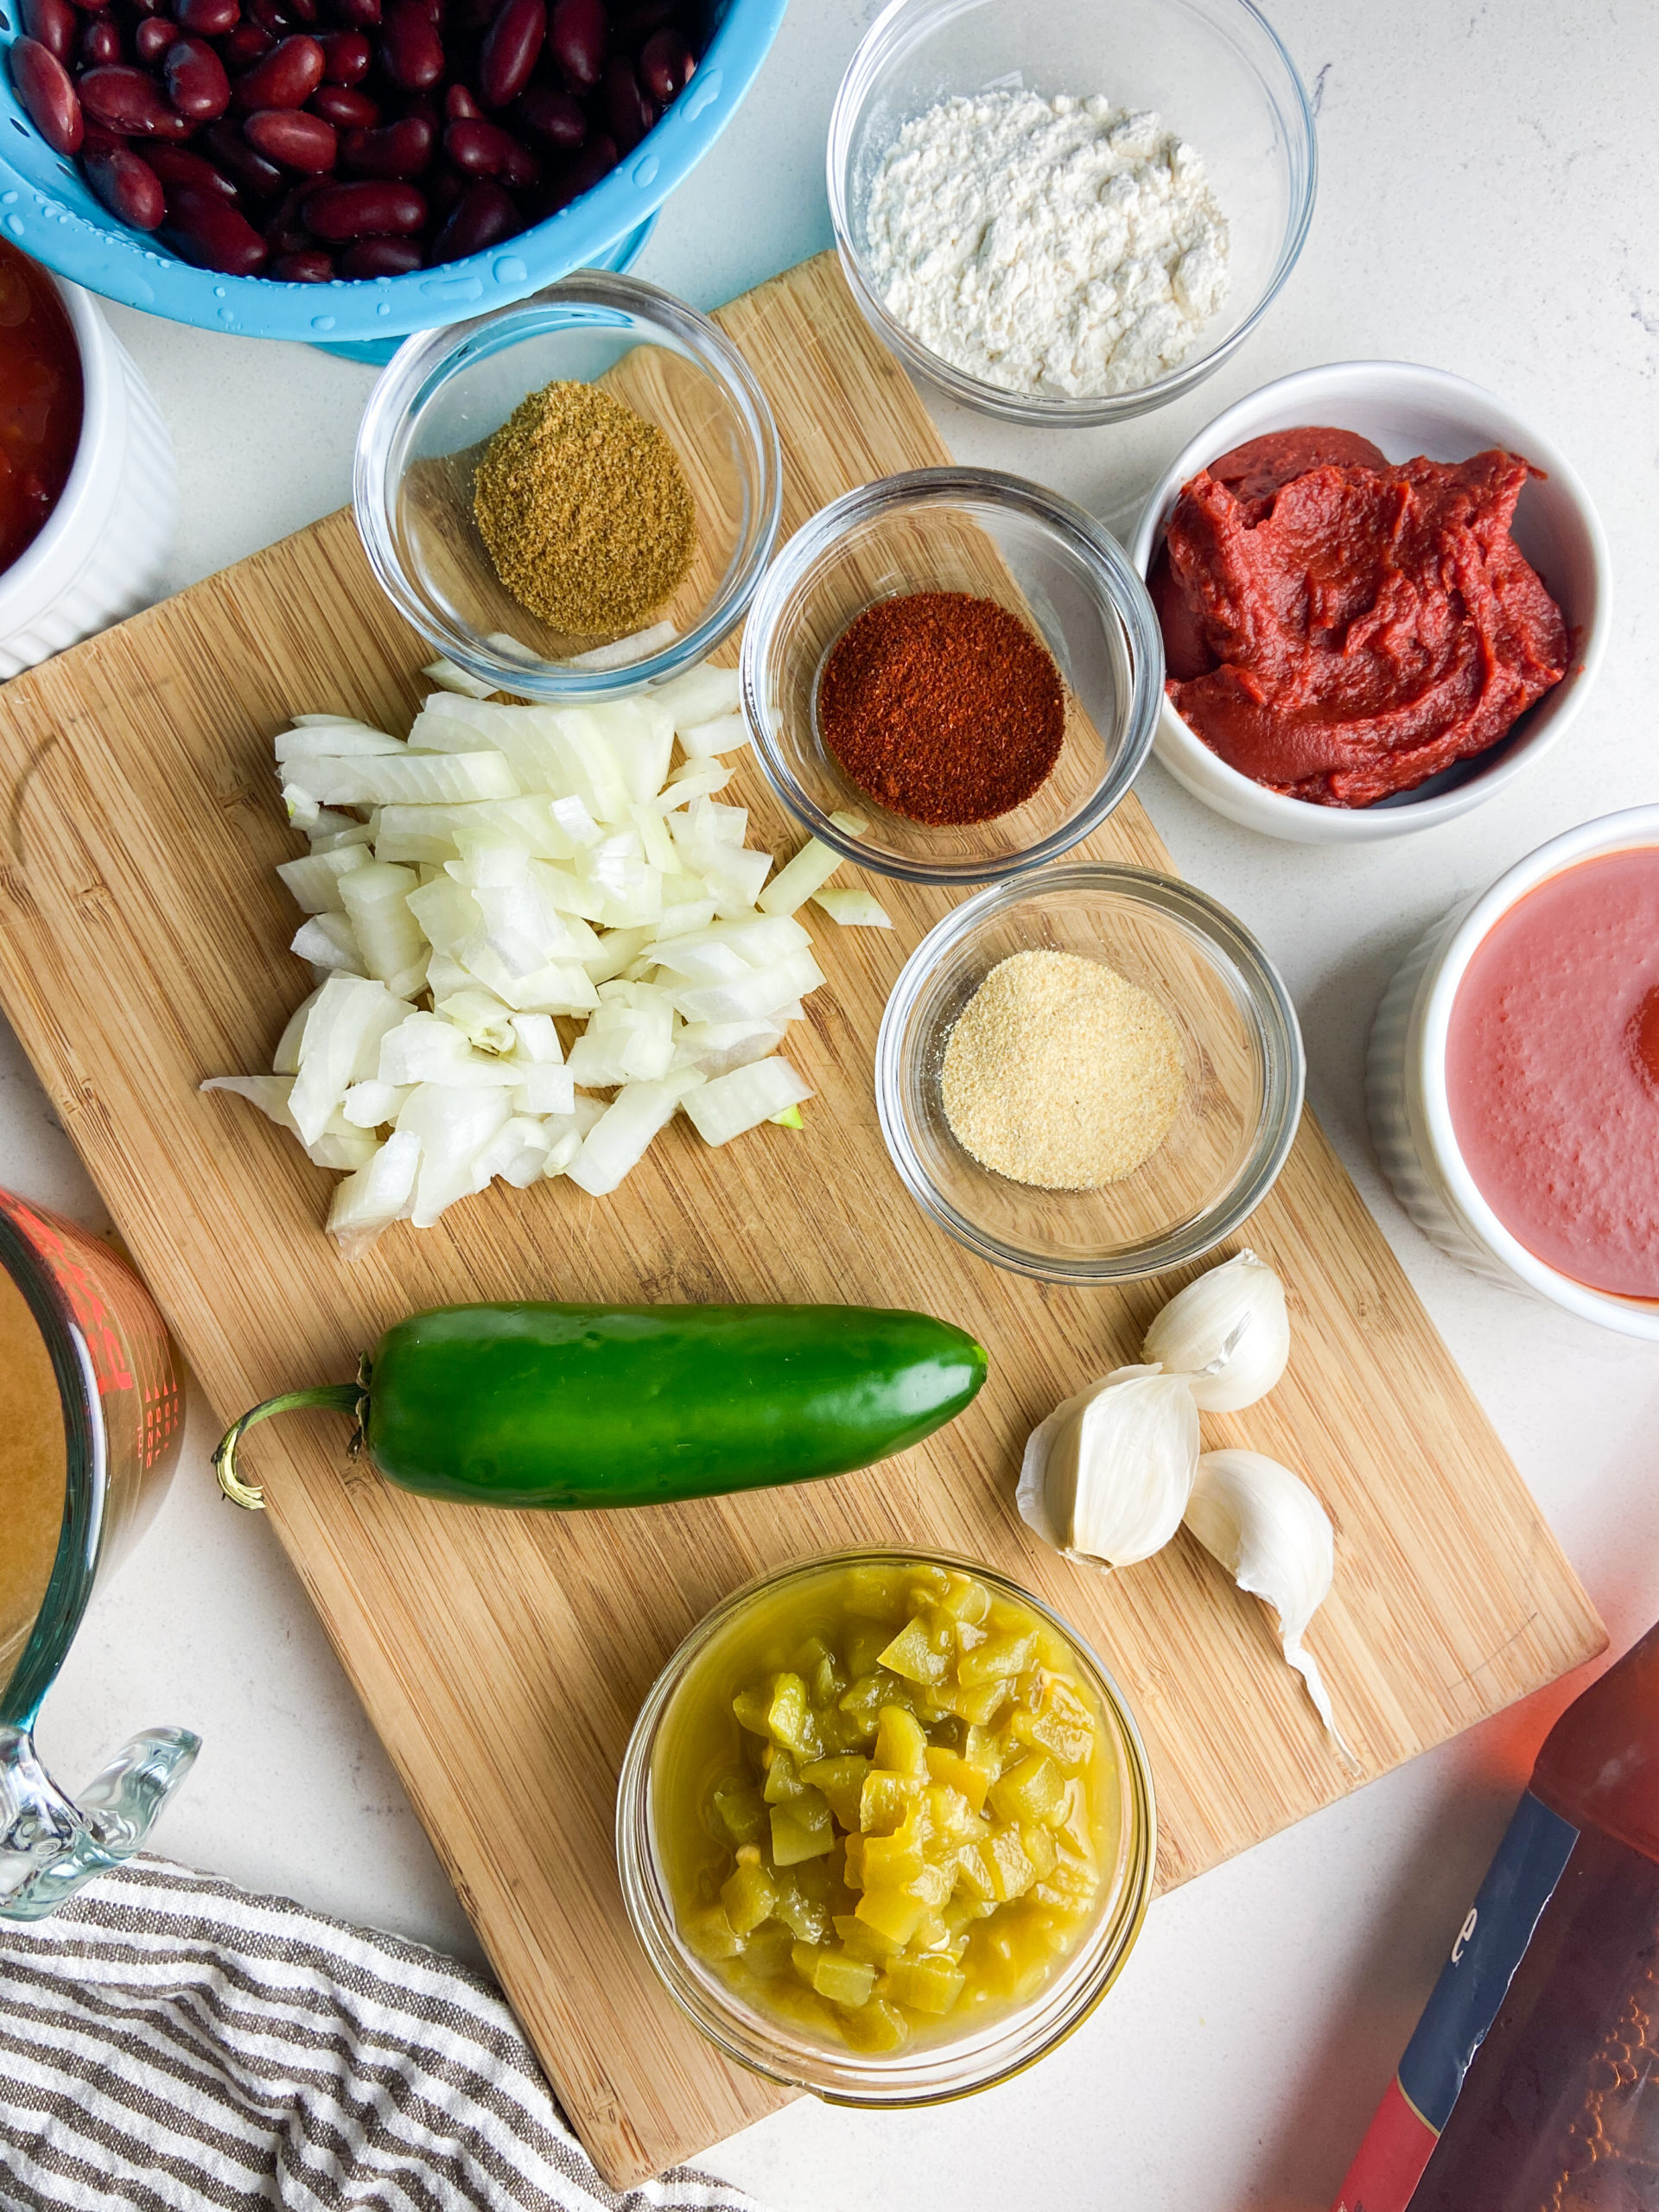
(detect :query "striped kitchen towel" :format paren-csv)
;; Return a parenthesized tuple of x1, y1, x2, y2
(0, 1855, 760, 2212)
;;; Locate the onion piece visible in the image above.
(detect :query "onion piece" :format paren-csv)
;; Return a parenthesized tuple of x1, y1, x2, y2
(566, 621, 677, 670)
(564, 1071, 704, 1197)
(682, 1057, 811, 1147)
(422, 656, 497, 699)
(811, 887, 893, 928)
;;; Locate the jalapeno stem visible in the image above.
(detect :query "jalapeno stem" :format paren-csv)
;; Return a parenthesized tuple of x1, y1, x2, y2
(213, 1380, 367, 1510)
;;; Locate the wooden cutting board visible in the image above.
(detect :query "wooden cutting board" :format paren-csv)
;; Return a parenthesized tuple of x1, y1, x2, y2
(0, 252, 1602, 2185)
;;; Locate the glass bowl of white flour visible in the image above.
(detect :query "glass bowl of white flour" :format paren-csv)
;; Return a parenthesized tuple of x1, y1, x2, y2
(828, 0, 1317, 426)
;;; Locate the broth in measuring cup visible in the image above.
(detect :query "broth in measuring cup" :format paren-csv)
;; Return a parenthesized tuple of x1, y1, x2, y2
(0, 1261, 66, 1687)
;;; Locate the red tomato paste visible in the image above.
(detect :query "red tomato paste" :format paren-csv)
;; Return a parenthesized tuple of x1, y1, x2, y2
(1152, 425, 1570, 807)
(0, 238, 82, 577)
(1446, 849, 1659, 1299)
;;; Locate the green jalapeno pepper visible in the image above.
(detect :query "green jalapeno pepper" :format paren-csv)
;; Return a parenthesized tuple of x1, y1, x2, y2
(213, 1300, 988, 1512)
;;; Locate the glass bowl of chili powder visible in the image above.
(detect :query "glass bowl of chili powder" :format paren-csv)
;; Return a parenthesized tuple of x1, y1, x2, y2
(740, 468, 1164, 885)
(875, 861, 1305, 1284)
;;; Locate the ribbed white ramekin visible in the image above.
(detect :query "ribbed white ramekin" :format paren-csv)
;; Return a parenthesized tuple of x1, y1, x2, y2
(0, 275, 176, 680)
(1364, 806, 1659, 1338)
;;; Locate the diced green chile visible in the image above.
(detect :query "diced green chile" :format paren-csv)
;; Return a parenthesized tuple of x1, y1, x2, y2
(214, 1301, 988, 1511)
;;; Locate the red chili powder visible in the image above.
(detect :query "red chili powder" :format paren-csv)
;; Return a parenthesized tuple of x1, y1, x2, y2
(817, 591, 1065, 825)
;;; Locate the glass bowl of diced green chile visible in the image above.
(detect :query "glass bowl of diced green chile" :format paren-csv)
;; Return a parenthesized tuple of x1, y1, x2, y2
(615, 1551, 1155, 2100)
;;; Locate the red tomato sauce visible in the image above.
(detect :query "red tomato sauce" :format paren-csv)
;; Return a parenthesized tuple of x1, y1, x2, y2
(1446, 849, 1659, 1299)
(0, 238, 82, 577)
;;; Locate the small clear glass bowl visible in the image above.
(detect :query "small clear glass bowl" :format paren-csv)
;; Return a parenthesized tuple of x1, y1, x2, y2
(616, 1548, 1156, 2102)
(739, 468, 1163, 886)
(827, 0, 1318, 428)
(876, 863, 1304, 1282)
(353, 270, 782, 702)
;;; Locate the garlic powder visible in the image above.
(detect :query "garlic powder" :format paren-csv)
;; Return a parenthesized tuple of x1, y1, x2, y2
(862, 90, 1230, 399)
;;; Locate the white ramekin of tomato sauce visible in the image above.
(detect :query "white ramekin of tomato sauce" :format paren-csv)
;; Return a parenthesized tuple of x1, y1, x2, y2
(1366, 805, 1659, 1338)
(0, 239, 176, 680)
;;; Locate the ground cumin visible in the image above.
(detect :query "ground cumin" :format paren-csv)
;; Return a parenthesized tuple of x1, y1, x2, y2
(473, 379, 696, 639)
(941, 950, 1186, 1189)
(817, 590, 1065, 824)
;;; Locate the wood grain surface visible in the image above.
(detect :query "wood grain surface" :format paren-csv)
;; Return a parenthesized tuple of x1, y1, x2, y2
(0, 253, 1603, 2184)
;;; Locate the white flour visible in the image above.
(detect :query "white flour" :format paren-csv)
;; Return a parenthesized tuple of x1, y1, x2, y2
(862, 90, 1230, 400)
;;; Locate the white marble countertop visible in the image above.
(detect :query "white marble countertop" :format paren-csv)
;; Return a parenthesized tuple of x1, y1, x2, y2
(12, 2, 1659, 2204)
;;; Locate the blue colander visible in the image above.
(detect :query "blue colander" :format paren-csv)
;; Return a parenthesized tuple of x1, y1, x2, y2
(0, 0, 785, 347)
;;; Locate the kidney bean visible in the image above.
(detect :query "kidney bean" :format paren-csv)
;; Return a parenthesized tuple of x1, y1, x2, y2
(245, 103, 337, 167)
(476, 0, 540, 105)
(172, 0, 239, 29)
(308, 80, 377, 124)
(538, 124, 610, 211)
(79, 61, 192, 133)
(164, 35, 231, 117)
(328, 0, 379, 25)
(422, 157, 461, 218)
(9, 37, 84, 153)
(82, 135, 166, 226)
(135, 16, 181, 60)
(79, 15, 123, 63)
(19, 0, 77, 66)
(204, 111, 284, 192)
(316, 27, 369, 78)
(395, 84, 438, 121)
(340, 111, 429, 173)
(232, 31, 322, 105)
(288, 0, 320, 22)
(548, 0, 602, 89)
(600, 50, 646, 150)
(429, 170, 512, 257)
(164, 181, 268, 268)
(338, 232, 420, 275)
(637, 25, 689, 104)
(271, 245, 333, 277)
(247, 0, 292, 31)
(263, 177, 310, 243)
(377, 0, 443, 87)
(612, 0, 676, 37)
(443, 113, 535, 184)
(302, 174, 423, 234)
(145, 138, 239, 196)
(443, 78, 478, 118)
(514, 79, 582, 147)
(220, 21, 273, 62)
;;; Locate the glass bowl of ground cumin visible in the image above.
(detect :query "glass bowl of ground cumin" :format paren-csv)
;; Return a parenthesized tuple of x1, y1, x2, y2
(875, 862, 1304, 1283)
(741, 469, 1164, 885)
(354, 270, 781, 702)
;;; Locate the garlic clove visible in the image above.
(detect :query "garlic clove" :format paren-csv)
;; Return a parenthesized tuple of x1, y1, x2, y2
(1142, 1248, 1290, 1414)
(1018, 1363, 1200, 1571)
(1183, 1447, 1354, 1760)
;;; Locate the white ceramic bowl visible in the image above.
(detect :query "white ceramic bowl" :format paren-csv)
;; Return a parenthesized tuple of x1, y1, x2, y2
(1128, 360, 1609, 844)
(0, 274, 177, 680)
(1365, 805, 1659, 1339)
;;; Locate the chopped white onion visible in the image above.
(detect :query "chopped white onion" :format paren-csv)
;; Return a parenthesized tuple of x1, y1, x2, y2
(566, 621, 677, 670)
(681, 1058, 811, 1147)
(811, 887, 893, 928)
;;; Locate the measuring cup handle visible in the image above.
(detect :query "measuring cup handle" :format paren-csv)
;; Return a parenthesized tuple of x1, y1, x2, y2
(0, 1721, 200, 1922)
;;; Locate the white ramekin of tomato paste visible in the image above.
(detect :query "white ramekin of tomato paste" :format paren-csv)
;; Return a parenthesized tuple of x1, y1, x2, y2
(0, 259, 176, 681)
(1366, 805, 1659, 1338)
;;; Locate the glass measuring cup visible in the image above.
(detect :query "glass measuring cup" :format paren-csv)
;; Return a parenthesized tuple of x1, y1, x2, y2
(0, 1188, 194, 1919)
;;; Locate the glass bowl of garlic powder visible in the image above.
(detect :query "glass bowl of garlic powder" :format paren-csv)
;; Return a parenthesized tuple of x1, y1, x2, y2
(875, 862, 1304, 1283)
(828, 0, 1318, 428)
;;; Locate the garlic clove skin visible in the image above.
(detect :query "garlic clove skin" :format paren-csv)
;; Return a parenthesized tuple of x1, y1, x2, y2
(1183, 1447, 1354, 1759)
(1018, 1363, 1200, 1571)
(1142, 1248, 1290, 1414)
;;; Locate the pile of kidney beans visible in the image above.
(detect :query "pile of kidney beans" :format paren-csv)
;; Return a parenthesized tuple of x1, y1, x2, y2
(6, 0, 699, 280)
